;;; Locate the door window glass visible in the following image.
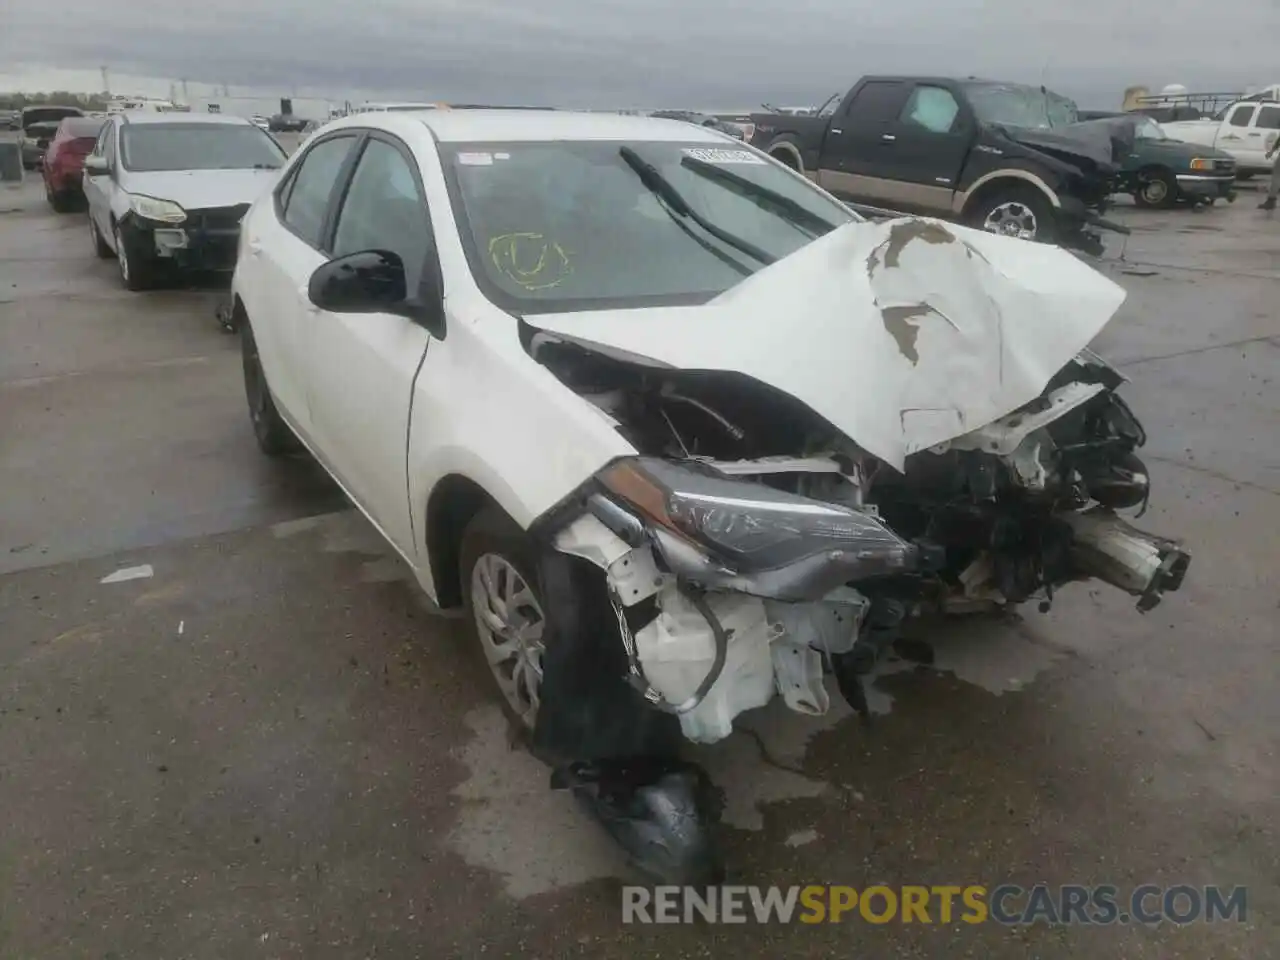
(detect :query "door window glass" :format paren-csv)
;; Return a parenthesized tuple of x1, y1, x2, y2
(1255, 106, 1280, 130)
(332, 138, 432, 291)
(900, 86, 961, 134)
(282, 135, 356, 248)
(1227, 105, 1256, 127)
(844, 82, 909, 123)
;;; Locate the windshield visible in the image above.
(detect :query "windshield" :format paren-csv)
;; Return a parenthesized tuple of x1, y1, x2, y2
(440, 140, 854, 313)
(964, 83, 1079, 129)
(1134, 116, 1168, 140)
(120, 123, 286, 172)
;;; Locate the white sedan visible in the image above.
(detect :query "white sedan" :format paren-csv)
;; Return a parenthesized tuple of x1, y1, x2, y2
(230, 109, 1189, 882)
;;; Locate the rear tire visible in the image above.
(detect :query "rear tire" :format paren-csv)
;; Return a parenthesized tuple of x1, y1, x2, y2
(46, 185, 73, 213)
(241, 321, 299, 457)
(968, 185, 1055, 243)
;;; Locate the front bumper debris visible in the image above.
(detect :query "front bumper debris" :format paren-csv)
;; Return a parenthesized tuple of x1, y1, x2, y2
(137, 203, 249, 272)
(1065, 507, 1191, 612)
(1175, 175, 1237, 202)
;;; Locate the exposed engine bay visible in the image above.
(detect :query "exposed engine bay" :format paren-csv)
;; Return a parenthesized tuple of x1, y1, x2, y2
(527, 332, 1190, 745)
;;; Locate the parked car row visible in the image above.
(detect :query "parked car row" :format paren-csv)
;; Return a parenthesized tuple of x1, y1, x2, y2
(747, 76, 1274, 243)
(31, 105, 1191, 882)
(19, 104, 85, 169)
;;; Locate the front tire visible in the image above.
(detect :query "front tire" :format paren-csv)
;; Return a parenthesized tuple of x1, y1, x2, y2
(241, 322, 298, 456)
(114, 222, 159, 291)
(1134, 168, 1177, 209)
(968, 185, 1054, 243)
(89, 216, 113, 258)
(459, 507, 548, 733)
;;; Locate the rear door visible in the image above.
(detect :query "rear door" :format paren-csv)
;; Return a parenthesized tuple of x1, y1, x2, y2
(302, 133, 438, 556)
(815, 80, 911, 204)
(240, 131, 362, 442)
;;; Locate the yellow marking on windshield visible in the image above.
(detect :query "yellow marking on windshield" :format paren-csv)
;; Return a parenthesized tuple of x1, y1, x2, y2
(488, 232, 573, 291)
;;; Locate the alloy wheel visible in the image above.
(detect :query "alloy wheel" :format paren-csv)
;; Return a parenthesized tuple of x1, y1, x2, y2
(469, 553, 546, 728)
(982, 201, 1038, 239)
(114, 225, 130, 283)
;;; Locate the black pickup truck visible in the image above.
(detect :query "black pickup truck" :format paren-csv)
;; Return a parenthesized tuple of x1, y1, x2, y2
(749, 76, 1133, 255)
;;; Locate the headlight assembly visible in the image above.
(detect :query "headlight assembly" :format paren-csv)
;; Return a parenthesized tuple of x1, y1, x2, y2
(598, 457, 917, 581)
(128, 194, 187, 224)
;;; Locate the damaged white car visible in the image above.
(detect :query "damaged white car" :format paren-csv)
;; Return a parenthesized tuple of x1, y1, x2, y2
(230, 109, 1190, 884)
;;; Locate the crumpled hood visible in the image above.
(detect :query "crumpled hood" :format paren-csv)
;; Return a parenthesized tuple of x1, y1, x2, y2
(525, 218, 1126, 471)
(125, 168, 280, 211)
(1004, 117, 1137, 172)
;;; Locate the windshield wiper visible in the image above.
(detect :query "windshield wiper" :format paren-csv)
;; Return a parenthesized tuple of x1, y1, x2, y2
(679, 155, 839, 239)
(618, 146, 776, 266)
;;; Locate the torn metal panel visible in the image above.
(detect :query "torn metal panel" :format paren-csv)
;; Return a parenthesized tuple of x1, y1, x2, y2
(525, 217, 1126, 471)
(941, 381, 1106, 455)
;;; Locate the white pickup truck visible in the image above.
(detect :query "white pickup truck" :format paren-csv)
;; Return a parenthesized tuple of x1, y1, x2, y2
(1162, 99, 1280, 177)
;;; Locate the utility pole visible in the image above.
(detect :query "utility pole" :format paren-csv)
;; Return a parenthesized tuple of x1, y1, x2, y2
(100, 65, 110, 95)
(181, 78, 189, 101)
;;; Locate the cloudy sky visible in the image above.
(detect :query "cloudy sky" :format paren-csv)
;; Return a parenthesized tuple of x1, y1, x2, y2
(2, 0, 1278, 110)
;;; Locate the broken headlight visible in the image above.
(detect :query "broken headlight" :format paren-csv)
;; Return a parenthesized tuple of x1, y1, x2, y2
(598, 457, 916, 577)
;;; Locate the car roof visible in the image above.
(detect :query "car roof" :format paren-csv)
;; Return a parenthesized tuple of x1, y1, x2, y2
(118, 112, 254, 126)
(390, 109, 738, 143)
(62, 116, 106, 136)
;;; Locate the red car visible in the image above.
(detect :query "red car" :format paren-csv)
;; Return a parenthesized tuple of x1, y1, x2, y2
(42, 116, 106, 212)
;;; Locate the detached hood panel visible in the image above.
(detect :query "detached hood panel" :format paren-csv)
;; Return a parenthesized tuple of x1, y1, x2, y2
(127, 168, 279, 211)
(525, 218, 1126, 471)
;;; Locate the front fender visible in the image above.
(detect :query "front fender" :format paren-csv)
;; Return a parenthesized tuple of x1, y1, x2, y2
(407, 307, 637, 597)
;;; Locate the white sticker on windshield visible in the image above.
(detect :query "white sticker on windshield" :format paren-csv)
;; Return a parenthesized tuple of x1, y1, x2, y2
(457, 152, 494, 166)
(682, 147, 765, 165)
(495, 152, 511, 160)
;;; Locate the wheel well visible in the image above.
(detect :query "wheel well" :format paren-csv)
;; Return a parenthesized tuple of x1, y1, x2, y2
(232, 294, 249, 326)
(768, 141, 803, 172)
(962, 177, 1050, 218)
(425, 475, 499, 608)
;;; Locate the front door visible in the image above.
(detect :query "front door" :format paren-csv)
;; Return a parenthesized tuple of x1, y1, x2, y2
(816, 80, 911, 205)
(1244, 104, 1280, 170)
(870, 83, 972, 214)
(83, 122, 116, 243)
(303, 133, 438, 557)
(1218, 103, 1258, 165)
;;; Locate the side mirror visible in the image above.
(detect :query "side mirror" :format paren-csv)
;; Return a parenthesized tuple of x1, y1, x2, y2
(307, 249, 445, 336)
(84, 155, 109, 177)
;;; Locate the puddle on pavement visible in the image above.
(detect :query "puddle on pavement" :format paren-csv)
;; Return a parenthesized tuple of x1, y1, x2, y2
(446, 705, 630, 898)
(445, 611, 1068, 897)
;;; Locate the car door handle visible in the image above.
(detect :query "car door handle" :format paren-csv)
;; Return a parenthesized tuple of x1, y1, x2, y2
(829, 127, 842, 135)
(881, 134, 896, 142)
(246, 240, 262, 256)
(1247, 132, 1262, 137)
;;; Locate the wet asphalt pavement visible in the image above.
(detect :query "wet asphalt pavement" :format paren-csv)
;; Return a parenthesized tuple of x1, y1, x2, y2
(1, 175, 1277, 958)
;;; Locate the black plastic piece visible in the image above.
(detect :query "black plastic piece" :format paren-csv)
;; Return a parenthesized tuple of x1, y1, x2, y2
(531, 549, 682, 765)
(552, 758, 725, 885)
